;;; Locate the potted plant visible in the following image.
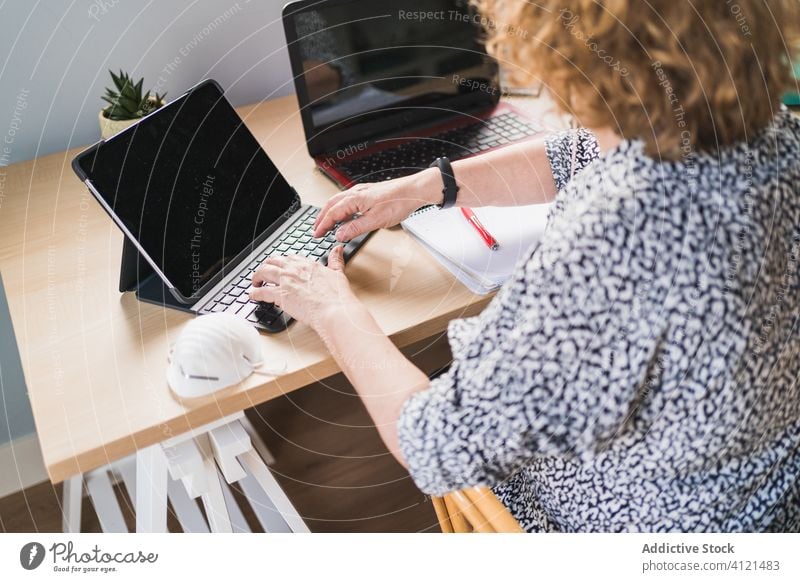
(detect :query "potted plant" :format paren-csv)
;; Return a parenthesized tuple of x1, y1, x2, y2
(99, 70, 166, 139)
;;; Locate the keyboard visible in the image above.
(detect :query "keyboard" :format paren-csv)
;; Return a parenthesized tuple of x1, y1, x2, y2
(336, 112, 539, 184)
(198, 207, 337, 331)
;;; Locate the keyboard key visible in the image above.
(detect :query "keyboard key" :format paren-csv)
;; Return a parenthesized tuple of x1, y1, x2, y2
(220, 295, 235, 305)
(225, 302, 244, 315)
(337, 113, 538, 184)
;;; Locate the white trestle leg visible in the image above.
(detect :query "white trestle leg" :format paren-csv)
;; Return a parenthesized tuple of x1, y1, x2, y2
(62, 413, 306, 533)
(61, 474, 84, 533)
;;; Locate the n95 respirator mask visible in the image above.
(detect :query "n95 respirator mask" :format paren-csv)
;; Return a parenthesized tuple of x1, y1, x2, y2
(166, 313, 283, 398)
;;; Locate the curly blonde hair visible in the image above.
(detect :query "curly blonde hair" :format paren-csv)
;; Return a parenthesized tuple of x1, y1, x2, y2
(473, 0, 800, 158)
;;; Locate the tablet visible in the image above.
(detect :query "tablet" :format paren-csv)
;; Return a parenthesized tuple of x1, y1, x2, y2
(72, 80, 298, 304)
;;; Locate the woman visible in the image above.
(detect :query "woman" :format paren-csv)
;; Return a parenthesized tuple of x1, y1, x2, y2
(251, 0, 800, 531)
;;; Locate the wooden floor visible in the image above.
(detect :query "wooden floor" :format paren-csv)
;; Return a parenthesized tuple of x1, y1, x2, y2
(0, 335, 452, 533)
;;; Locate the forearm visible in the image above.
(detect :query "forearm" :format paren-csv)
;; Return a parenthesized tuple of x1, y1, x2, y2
(412, 137, 557, 208)
(411, 127, 620, 209)
(314, 302, 429, 466)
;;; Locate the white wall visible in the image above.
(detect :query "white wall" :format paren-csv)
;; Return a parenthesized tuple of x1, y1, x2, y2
(0, 273, 33, 446)
(0, 0, 295, 165)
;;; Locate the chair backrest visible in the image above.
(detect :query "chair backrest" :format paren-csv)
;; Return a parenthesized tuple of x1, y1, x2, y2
(432, 487, 524, 533)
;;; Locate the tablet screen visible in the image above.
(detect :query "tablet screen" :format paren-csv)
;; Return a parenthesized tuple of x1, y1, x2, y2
(75, 81, 297, 300)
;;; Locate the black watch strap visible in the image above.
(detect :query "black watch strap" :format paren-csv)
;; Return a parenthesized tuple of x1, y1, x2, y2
(429, 157, 459, 209)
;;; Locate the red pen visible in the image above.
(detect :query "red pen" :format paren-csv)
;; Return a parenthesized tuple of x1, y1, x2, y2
(460, 207, 499, 251)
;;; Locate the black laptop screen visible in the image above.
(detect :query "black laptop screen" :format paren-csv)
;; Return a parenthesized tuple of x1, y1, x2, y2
(75, 81, 298, 301)
(284, 0, 500, 156)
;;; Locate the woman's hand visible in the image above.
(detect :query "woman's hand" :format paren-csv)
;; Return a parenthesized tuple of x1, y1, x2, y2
(249, 245, 361, 331)
(249, 246, 428, 468)
(313, 168, 441, 241)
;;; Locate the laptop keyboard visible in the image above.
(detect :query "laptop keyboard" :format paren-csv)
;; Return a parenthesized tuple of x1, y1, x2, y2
(337, 112, 539, 183)
(198, 207, 337, 328)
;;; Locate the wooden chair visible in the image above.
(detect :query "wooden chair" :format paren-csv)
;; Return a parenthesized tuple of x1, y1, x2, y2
(432, 487, 524, 533)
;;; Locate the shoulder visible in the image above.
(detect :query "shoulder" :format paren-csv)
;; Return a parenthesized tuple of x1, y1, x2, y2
(511, 142, 675, 316)
(541, 142, 654, 259)
(545, 128, 601, 192)
(753, 108, 800, 169)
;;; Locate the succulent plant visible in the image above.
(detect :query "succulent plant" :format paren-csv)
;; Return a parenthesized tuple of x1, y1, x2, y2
(101, 70, 166, 121)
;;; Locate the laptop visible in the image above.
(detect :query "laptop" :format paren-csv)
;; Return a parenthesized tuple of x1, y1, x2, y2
(282, 0, 541, 187)
(72, 80, 368, 333)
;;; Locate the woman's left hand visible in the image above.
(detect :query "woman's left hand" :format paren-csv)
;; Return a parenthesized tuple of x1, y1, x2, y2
(249, 245, 359, 331)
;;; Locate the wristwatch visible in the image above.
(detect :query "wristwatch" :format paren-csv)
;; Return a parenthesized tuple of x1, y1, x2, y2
(428, 156, 459, 209)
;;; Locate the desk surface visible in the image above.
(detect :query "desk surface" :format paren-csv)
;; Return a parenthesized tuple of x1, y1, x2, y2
(0, 93, 564, 483)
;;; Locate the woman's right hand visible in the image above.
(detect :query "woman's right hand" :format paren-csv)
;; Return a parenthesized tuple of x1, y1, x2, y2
(313, 168, 441, 241)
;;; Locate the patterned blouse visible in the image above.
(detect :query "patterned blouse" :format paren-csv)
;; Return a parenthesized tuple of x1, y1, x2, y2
(397, 110, 800, 532)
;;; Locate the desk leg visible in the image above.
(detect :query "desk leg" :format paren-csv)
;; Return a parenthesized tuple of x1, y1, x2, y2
(219, 475, 251, 532)
(135, 445, 168, 533)
(237, 471, 292, 533)
(198, 436, 233, 533)
(85, 469, 128, 533)
(166, 476, 209, 533)
(62, 474, 83, 533)
(239, 449, 309, 533)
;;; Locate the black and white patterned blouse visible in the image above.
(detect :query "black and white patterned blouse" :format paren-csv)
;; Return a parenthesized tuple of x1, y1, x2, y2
(397, 110, 800, 532)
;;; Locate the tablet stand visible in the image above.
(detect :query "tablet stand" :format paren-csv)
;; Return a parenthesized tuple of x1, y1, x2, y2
(119, 238, 194, 313)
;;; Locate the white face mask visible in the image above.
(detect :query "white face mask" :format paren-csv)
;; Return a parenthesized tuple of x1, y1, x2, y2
(166, 313, 284, 398)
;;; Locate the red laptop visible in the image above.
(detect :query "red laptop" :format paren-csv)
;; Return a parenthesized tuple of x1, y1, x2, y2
(282, 0, 541, 188)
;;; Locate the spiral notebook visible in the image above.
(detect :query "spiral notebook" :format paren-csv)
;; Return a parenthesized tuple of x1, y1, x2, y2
(401, 203, 551, 294)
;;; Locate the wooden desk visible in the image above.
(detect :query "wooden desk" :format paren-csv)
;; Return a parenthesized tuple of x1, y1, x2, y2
(0, 93, 563, 485)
